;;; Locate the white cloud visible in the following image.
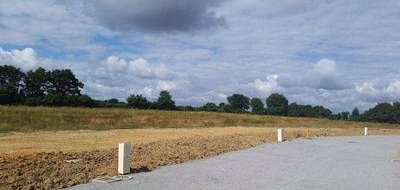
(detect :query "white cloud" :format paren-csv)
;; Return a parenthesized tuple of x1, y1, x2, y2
(156, 80, 177, 91)
(139, 86, 155, 98)
(277, 59, 347, 90)
(134, 79, 193, 101)
(105, 56, 175, 80)
(130, 58, 173, 79)
(385, 81, 400, 98)
(0, 47, 55, 71)
(313, 59, 336, 76)
(248, 75, 280, 96)
(355, 82, 381, 100)
(304, 59, 347, 90)
(156, 79, 193, 93)
(106, 56, 128, 72)
(355, 80, 400, 102)
(83, 81, 131, 100)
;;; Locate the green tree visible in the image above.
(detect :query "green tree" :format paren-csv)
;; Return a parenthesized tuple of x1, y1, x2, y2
(250, 98, 264, 114)
(0, 65, 25, 104)
(288, 103, 299, 117)
(362, 103, 395, 123)
(24, 68, 48, 106)
(77, 95, 95, 107)
(312, 106, 332, 118)
(201, 102, 218, 112)
(227, 94, 250, 112)
(391, 102, 400, 123)
(288, 103, 332, 118)
(266, 93, 288, 116)
(341, 112, 350, 120)
(350, 107, 360, 121)
(37, 69, 89, 107)
(47, 69, 83, 96)
(106, 98, 120, 104)
(25, 67, 48, 97)
(303, 105, 314, 117)
(217, 103, 231, 112)
(127, 94, 150, 109)
(288, 103, 312, 117)
(42, 93, 95, 107)
(156, 91, 176, 110)
(42, 92, 64, 106)
(334, 113, 342, 120)
(94, 99, 127, 108)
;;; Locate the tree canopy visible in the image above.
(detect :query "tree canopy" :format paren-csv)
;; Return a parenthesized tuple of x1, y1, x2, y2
(47, 69, 83, 96)
(0, 65, 25, 104)
(156, 91, 176, 110)
(25, 67, 47, 97)
(250, 98, 264, 114)
(362, 103, 398, 123)
(227, 94, 250, 112)
(350, 107, 360, 121)
(0, 65, 90, 106)
(266, 93, 288, 116)
(127, 94, 150, 109)
(201, 102, 218, 112)
(288, 103, 332, 118)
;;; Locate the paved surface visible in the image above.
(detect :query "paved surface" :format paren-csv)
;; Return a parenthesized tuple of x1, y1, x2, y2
(69, 136, 400, 190)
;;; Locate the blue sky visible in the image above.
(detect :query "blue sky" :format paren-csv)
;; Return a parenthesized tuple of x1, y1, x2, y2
(1, 0, 400, 112)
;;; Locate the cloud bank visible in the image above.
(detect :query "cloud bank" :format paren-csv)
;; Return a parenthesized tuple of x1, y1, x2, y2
(83, 0, 227, 32)
(2, 1, 400, 112)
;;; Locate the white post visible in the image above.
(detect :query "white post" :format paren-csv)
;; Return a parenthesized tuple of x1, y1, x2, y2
(277, 128, 284, 142)
(118, 143, 131, 175)
(364, 127, 368, 136)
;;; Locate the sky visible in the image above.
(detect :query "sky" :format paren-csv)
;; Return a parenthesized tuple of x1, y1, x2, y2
(1, 0, 400, 113)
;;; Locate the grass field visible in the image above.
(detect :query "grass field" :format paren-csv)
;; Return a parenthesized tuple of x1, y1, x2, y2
(1, 106, 399, 133)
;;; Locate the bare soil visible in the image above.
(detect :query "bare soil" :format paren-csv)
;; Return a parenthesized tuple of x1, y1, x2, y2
(1, 127, 399, 189)
(0, 127, 275, 154)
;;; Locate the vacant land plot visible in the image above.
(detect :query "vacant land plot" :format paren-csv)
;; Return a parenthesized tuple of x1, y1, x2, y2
(1, 106, 400, 189)
(1, 127, 400, 189)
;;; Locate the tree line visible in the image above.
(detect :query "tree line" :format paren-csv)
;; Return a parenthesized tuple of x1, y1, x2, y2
(0, 65, 92, 106)
(0, 65, 177, 109)
(1, 65, 400, 124)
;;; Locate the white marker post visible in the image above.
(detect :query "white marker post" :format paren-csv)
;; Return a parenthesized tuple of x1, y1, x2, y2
(364, 127, 368, 136)
(118, 143, 131, 175)
(277, 128, 284, 142)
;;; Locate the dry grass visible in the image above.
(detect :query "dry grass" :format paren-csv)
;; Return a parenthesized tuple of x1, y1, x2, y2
(1, 106, 399, 133)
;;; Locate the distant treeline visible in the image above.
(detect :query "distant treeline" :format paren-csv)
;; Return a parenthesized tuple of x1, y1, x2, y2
(1, 65, 399, 124)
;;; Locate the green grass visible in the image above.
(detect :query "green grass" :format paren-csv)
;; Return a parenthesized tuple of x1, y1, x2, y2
(0, 106, 398, 133)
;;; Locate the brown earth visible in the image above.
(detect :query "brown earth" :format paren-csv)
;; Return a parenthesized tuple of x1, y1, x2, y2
(1, 127, 400, 189)
(0, 127, 277, 154)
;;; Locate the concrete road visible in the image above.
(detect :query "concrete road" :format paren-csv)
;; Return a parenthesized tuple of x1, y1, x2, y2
(69, 136, 400, 190)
